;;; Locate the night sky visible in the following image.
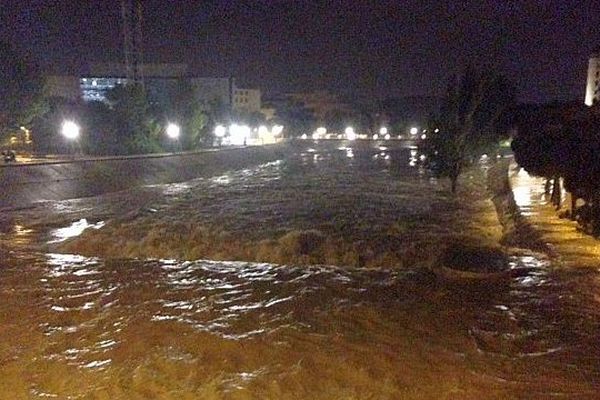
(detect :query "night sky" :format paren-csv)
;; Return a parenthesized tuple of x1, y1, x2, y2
(2, 0, 599, 102)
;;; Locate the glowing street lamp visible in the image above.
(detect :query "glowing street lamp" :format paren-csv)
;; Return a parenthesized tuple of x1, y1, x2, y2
(379, 127, 388, 135)
(229, 123, 250, 145)
(409, 127, 418, 135)
(61, 120, 80, 140)
(214, 125, 226, 138)
(345, 126, 356, 141)
(166, 123, 181, 139)
(272, 125, 284, 135)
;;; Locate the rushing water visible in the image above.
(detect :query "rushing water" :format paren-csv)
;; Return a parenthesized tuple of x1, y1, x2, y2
(1, 141, 599, 399)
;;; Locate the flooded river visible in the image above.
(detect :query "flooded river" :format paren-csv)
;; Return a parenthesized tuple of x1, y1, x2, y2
(0, 141, 599, 399)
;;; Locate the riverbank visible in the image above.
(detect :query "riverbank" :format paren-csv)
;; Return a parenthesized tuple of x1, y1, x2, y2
(508, 163, 600, 269)
(58, 146, 504, 268)
(0, 144, 288, 209)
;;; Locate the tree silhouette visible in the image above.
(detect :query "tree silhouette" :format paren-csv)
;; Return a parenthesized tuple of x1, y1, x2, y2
(423, 67, 515, 192)
(0, 42, 46, 140)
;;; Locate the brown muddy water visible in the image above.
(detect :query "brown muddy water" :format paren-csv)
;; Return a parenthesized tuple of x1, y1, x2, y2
(0, 141, 599, 399)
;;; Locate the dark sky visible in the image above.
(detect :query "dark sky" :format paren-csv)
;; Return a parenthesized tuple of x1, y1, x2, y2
(2, 0, 599, 102)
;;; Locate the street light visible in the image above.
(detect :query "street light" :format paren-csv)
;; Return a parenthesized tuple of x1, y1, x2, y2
(345, 126, 356, 141)
(379, 127, 388, 135)
(409, 127, 418, 135)
(61, 120, 80, 140)
(214, 124, 226, 147)
(272, 125, 284, 135)
(166, 123, 181, 139)
(229, 123, 250, 145)
(214, 125, 226, 138)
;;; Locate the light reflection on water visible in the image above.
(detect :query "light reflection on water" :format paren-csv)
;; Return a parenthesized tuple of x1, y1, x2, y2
(48, 219, 105, 243)
(0, 251, 598, 398)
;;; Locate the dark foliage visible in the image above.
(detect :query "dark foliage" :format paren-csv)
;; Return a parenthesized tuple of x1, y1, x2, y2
(0, 42, 47, 139)
(511, 105, 600, 235)
(421, 67, 516, 192)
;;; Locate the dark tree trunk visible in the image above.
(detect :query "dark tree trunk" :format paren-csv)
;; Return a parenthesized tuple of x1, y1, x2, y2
(449, 163, 461, 194)
(570, 193, 577, 220)
(544, 179, 552, 195)
(591, 192, 600, 236)
(551, 176, 561, 210)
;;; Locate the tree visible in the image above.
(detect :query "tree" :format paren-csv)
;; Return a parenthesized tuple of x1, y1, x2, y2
(511, 106, 600, 233)
(0, 41, 47, 140)
(81, 101, 121, 155)
(511, 102, 586, 210)
(422, 67, 515, 192)
(105, 84, 162, 154)
(275, 100, 315, 137)
(168, 81, 210, 150)
(30, 96, 80, 154)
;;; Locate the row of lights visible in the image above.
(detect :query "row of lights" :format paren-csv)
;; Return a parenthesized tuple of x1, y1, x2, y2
(61, 121, 286, 143)
(214, 124, 284, 145)
(61, 119, 437, 145)
(307, 126, 437, 141)
(60, 120, 183, 141)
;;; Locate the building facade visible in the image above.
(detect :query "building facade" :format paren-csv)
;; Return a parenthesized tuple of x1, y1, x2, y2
(233, 88, 261, 113)
(190, 77, 233, 106)
(585, 52, 600, 106)
(45, 63, 261, 115)
(44, 76, 81, 101)
(285, 90, 352, 122)
(80, 63, 188, 103)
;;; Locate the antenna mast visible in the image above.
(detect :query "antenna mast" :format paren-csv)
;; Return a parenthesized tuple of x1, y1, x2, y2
(121, 0, 144, 85)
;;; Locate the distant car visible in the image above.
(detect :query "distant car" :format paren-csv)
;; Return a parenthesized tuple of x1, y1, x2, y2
(2, 150, 16, 163)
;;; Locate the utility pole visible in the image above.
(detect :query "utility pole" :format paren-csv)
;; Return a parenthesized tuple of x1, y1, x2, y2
(121, 0, 144, 85)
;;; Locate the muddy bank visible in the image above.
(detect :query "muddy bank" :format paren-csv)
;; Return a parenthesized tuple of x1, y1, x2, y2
(57, 144, 503, 268)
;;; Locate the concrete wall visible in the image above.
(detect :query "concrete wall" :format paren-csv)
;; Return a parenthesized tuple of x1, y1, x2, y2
(0, 144, 289, 210)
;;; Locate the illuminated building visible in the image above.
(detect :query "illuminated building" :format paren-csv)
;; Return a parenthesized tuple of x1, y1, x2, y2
(584, 51, 600, 106)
